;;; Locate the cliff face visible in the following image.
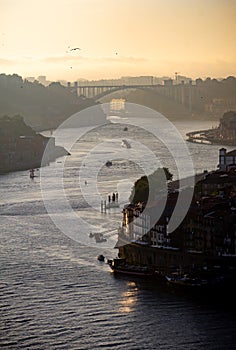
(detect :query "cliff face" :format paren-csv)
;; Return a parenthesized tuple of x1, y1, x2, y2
(219, 111, 236, 142)
(0, 115, 68, 173)
(202, 110, 236, 145)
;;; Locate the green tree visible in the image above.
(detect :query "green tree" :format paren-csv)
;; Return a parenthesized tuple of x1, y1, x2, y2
(129, 168, 173, 204)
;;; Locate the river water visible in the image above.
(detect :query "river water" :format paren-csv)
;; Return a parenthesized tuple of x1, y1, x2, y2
(0, 117, 236, 349)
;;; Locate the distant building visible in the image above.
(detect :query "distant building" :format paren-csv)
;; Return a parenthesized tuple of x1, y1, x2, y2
(37, 76, 46, 84)
(66, 81, 78, 96)
(25, 77, 35, 83)
(195, 168, 236, 200)
(117, 150, 236, 270)
(162, 79, 173, 86)
(218, 148, 236, 171)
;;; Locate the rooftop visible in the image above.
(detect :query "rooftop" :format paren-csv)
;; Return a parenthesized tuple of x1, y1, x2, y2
(226, 150, 236, 156)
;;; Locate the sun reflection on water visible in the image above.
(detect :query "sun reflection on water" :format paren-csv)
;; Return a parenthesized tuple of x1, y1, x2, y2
(118, 281, 139, 313)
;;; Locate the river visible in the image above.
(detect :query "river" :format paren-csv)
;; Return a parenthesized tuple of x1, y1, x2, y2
(0, 117, 236, 349)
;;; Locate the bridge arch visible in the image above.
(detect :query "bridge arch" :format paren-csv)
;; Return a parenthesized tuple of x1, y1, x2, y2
(76, 84, 161, 99)
(68, 81, 197, 117)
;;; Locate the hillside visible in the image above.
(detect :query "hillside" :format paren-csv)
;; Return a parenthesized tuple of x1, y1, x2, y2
(0, 115, 69, 173)
(100, 88, 212, 121)
(0, 74, 107, 130)
(187, 110, 236, 146)
(99, 78, 236, 122)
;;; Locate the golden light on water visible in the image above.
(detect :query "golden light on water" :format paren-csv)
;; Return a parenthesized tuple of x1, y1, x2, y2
(127, 281, 136, 287)
(118, 281, 138, 313)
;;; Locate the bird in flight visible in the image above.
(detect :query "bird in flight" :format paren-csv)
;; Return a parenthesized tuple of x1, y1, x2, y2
(66, 46, 81, 53)
(70, 47, 81, 51)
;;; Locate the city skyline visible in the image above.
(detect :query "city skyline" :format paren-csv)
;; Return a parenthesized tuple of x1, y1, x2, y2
(1, 0, 236, 81)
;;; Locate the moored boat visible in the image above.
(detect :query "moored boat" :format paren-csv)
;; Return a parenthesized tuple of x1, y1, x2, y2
(108, 258, 157, 277)
(165, 274, 208, 288)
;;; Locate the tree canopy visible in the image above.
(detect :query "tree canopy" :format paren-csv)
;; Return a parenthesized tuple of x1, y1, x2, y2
(129, 168, 173, 204)
(0, 73, 104, 131)
(0, 114, 35, 137)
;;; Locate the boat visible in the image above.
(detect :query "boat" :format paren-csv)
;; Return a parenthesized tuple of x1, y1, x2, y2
(29, 169, 36, 179)
(94, 233, 107, 243)
(108, 258, 156, 277)
(121, 139, 131, 149)
(105, 160, 112, 167)
(97, 254, 105, 262)
(165, 273, 208, 288)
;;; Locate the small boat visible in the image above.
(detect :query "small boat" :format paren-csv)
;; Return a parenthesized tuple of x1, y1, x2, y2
(97, 254, 105, 262)
(108, 258, 155, 277)
(94, 233, 107, 243)
(165, 274, 208, 288)
(121, 139, 131, 149)
(105, 160, 112, 167)
(29, 169, 36, 179)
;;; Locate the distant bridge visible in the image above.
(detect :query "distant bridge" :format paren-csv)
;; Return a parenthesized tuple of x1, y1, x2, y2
(75, 84, 160, 99)
(68, 81, 196, 114)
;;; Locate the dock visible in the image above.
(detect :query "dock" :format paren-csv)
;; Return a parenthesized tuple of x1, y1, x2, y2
(101, 192, 119, 213)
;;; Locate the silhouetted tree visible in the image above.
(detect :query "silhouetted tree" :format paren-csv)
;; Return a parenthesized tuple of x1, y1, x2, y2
(0, 73, 104, 130)
(129, 168, 173, 204)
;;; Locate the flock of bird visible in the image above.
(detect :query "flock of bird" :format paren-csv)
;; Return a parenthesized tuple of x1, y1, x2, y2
(66, 46, 81, 69)
(66, 45, 118, 69)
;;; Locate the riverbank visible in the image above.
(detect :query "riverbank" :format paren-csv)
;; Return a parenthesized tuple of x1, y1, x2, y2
(186, 128, 236, 146)
(186, 111, 236, 146)
(0, 115, 71, 174)
(0, 144, 70, 174)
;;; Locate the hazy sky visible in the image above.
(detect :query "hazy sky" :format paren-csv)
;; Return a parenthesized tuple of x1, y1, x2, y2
(1, 0, 236, 81)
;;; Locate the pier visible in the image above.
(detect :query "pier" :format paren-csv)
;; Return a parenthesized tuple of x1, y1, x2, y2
(101, 192, 119, 213)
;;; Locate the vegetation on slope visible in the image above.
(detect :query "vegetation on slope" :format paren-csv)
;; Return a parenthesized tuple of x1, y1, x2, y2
(130, 168, 173, 204)
(0, 74, 106, 130)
